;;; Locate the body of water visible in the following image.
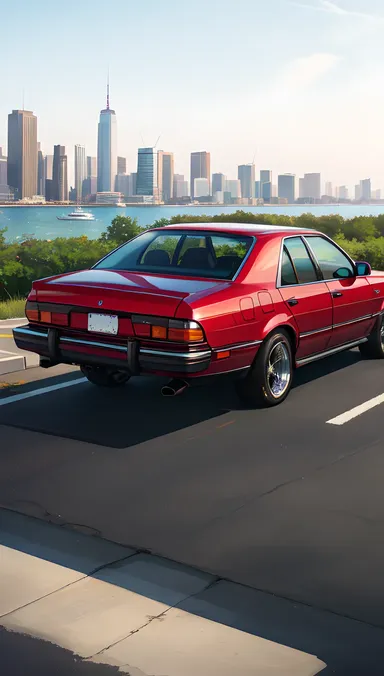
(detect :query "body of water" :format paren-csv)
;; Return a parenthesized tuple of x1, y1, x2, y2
(1, 203, 384, 242)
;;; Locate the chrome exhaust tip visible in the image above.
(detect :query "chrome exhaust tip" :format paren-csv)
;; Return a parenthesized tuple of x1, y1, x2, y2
(161, 379, 189, 397)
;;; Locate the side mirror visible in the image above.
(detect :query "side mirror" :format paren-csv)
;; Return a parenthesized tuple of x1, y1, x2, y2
(333, 267, 354, 279)
(356, 261, 371, 276)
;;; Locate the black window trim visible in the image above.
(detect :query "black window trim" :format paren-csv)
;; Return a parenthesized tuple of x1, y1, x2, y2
(277, 235, 322, 287)
(277, 234, 357, 288)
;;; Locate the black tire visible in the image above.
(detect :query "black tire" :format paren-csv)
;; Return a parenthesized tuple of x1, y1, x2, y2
(236, 329, 293, 408)
(81, 365, 131, 387)
(359, 314, 384, 359)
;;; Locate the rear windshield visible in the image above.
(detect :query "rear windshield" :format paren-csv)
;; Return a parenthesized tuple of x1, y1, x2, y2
(94, 230, 254, 280)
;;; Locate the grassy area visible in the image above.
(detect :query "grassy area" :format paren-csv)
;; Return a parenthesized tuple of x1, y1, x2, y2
(0, 297, 26, 320)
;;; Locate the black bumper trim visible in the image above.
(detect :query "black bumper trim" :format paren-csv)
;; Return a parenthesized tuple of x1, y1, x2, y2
(13, 326, 211, 375)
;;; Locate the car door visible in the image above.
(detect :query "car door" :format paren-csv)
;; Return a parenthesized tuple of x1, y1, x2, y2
(278, 236, 333, 360)
(304, 235, 377, 347)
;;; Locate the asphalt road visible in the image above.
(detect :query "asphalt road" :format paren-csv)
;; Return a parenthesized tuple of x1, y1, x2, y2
(0, 628, 121, 676)
(2, 349, 384, 671)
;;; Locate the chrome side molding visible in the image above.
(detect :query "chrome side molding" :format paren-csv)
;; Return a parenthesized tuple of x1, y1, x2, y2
(296, 338, 368, 367)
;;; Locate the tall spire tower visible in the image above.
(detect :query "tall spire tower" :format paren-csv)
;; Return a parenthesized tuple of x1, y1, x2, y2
(97, 75, 117, 193)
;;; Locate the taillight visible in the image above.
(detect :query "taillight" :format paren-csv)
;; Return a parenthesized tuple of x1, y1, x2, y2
(25, 301, 68, 327)
(26, 306, 39, 322)
(168, 320, 204, 343)
(40, 311, 51, 323)
(132, 316, 204, 343)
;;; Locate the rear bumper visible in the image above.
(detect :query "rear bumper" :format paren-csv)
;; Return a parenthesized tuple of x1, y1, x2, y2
(13, 325, 212, 375)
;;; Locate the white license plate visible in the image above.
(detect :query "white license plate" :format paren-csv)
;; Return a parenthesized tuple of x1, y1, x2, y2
(88, 313, 118, 335)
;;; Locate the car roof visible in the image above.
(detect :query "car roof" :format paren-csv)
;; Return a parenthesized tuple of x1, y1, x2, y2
(161, 222, 318, 236)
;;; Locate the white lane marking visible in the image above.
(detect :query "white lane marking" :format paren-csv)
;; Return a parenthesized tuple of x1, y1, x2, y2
(327, 393, 384, 426)
(0, 378, 87, 407)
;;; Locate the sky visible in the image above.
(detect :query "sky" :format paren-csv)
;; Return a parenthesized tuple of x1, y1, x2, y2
(1, 0, 384, 190)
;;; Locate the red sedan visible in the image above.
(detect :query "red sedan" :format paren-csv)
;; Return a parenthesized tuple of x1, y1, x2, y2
(13, 223, 384, 406)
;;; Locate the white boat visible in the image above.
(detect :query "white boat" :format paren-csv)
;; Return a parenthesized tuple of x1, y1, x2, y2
(57, 207, 95, 221)
(115, 201, 126, 207)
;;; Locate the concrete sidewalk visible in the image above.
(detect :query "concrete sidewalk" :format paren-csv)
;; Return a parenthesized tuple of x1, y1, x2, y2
(0, 318, 38, 376)
(0, 509, 326, 675)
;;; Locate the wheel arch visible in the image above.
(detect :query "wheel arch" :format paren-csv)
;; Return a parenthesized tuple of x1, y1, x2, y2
(260, 318, 299, 355)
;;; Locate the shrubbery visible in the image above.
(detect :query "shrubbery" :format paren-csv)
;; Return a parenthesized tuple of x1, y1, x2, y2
(1, 211, 384, 300)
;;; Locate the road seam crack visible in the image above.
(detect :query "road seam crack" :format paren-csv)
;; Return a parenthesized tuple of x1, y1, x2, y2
(0, 552, 138, 622)
(85, 576, 221, 662)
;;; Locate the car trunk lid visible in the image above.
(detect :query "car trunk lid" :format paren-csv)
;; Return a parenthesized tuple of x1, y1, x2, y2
(33, 269, 226, 317)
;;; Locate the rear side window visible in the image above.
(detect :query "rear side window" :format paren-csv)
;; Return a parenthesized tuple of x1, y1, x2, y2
(283, 237, 318, 284)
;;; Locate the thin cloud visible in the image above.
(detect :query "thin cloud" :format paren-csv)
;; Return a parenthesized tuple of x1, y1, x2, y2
(291, 0, 384, 21)
(279, 52, 341, 91)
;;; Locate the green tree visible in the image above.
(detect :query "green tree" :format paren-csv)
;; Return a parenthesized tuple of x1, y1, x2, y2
(100, 216, 141, 246)
(148, 217, 171, 229)
(0, 227, 7, 249)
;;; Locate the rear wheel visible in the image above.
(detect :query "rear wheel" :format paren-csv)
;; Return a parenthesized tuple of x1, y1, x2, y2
(359, 314, 384, 359)
(81, 365, 131, 387)
(236, 330, 293, 408)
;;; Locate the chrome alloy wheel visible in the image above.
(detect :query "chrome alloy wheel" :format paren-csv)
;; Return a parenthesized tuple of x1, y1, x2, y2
(266, 341, 291, 398)
(380, 317, 384, 350)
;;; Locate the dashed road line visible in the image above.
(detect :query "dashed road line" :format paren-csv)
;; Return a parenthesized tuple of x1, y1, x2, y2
(0, 377, 87, 406)
(327, 393, 384, 426)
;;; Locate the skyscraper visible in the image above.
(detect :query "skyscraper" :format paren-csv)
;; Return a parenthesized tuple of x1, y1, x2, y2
(262, 182, 272, 203)
(238, 164, 255, 199)
(52, 145, 68, 201)
(74, 144, 86, 202)
(87, 156, 97, 178)
(225, 179, 241, 199)
(37, 143, 45, 196)
(338, 186, 348, 200)
(194, 178, 210, 198)
(117, 156, 126, 175)
(97, 83, 117, 192)
(45, 155, 53, 180)
(278, 174, 295, 204)
(7, 109, 38, 199)
(157, 151, 174, 202)
(190, 151, 210, 199)
(260, 170, 272, 203)
(0, 147, 8, 187)
(300, 173, 321, 200)
(212, 173, 226, 195)
(325, 181, 333, 197)
(360, 178, 371, 201)
(173, 174, 189, 199)
(136, 148, 158, 198)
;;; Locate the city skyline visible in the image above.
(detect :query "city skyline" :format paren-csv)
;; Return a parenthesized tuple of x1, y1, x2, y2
(1, 0, 384, 188)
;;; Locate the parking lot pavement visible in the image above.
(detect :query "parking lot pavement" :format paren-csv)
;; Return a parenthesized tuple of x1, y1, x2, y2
(1, 349, 384, 672)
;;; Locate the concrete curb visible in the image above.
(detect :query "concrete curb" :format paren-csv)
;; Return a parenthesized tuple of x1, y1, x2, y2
(0, 354, 26, 376)
(0, 319, 39, 375)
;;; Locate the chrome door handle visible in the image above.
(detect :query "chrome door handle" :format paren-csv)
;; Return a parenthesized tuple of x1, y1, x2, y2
(287, 298, 299, 307)
(332, 291, 343, 298)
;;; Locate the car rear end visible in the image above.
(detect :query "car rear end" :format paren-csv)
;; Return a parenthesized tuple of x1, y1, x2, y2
(14, 280, 212, 378)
